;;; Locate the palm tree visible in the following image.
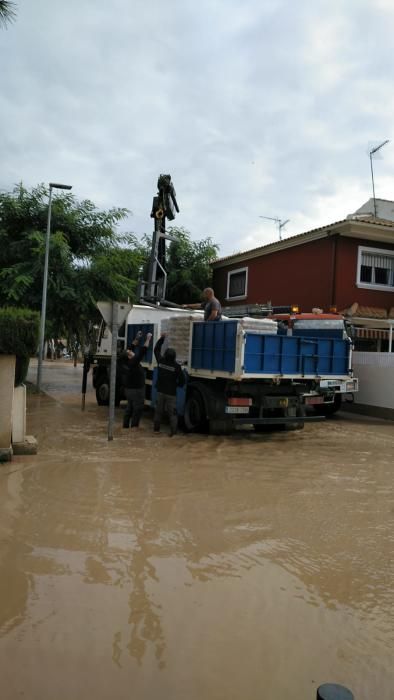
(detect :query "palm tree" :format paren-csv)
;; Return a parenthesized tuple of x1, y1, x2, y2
(0, 1, 17, 27)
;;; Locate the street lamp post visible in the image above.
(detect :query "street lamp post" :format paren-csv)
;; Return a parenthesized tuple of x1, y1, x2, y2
(36, 182, 72, 392)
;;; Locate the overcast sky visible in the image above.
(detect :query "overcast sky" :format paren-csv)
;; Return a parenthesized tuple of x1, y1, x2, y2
(1, 0, 394, 256)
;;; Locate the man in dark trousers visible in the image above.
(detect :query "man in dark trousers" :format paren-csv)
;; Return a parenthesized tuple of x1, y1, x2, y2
(121, 331, 152, 430)
(153, 332, 185, 436)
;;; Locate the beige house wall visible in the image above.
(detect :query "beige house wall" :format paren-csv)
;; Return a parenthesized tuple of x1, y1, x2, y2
(12, 385, 26, 444)
(0, 355, 15, 452)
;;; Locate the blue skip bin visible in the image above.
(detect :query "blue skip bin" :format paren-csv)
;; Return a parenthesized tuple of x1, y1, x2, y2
(243, 333, 349, 376)
(191, 321, 238, 373)
(190, 321, 350, 377)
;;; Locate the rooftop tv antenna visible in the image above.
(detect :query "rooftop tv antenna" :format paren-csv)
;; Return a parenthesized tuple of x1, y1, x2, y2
(259, 216, 290, 241)
(368, 140, 389, 218)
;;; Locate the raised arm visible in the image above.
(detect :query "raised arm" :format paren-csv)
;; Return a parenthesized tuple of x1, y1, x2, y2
(154, 334, 166, 363)
(131, 330, 143, 347)
(138, 332, 153, 360)
(144, 332, 153, 348)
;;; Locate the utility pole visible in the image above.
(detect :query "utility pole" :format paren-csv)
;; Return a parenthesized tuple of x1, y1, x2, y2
(108, 301, 118, 441)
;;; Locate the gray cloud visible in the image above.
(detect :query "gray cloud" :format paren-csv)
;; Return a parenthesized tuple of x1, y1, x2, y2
(1, 0, 394, 256)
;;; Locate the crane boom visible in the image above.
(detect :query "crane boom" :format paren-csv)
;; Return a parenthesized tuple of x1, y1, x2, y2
(139, 174, 179, 304)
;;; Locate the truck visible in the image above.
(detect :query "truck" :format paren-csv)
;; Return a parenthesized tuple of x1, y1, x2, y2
(89, 174, 355, 433)
(91, 302, 359, 432)
(270, 310, 358, 415)
(223, 304, 358, 416)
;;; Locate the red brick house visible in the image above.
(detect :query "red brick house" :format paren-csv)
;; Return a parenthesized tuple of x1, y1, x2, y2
(212, 216, 394, 313)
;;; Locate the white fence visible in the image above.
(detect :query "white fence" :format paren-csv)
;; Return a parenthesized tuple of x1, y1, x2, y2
(352, 351, 394, 410)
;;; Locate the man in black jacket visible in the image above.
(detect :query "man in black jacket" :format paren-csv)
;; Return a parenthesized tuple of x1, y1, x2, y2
(121, 331, 152, 429)
(153, 333, 185, 436)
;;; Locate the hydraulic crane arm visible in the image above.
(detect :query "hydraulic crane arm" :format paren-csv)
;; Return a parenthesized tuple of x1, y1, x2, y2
(139, 174, 179, 304)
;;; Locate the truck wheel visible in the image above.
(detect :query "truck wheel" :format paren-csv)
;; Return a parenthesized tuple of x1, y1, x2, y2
(209, 419, 232, 435)
(183, 390, 208, 433)
(314, 395, 342, 417)
(285, 405, 305, 431)
(95, 377, 122, 406)
(96, 377, 110, 406)
(285, 421, 304, 431)
(254, 424, 271, 433)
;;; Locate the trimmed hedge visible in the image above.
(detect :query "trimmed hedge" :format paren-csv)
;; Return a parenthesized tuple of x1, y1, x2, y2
(0, 308, 40, 385)
(0, 308, 40, 356)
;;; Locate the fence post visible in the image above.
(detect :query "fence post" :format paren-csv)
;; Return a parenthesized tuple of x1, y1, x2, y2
(81, 355, 90, 411)
(317, 684, 354, 700)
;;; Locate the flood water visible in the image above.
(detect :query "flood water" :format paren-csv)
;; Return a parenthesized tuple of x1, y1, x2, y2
(1, 360, 394, 700)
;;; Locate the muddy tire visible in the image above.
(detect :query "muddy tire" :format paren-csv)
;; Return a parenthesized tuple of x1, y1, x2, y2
(314, 395, 342, 417)
(183, 390, 208, 433)
(209, 419, 232, 435)
(285, 404, 305, 431)
(95, 375, 122, 407)
(96, 377, 110, 406)
(254, 423, 272, 433)
(285, 421, 304, 431)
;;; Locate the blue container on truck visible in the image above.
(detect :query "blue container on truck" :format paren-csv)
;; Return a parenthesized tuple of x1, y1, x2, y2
(190, 321, 350, 378)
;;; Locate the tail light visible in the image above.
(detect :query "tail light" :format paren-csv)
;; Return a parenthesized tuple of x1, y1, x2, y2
(227, 397, 252, 406)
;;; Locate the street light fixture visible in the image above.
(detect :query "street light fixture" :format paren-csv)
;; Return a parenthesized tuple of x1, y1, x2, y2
(36, 182, 72, 392)
(369, 140, 389, 217)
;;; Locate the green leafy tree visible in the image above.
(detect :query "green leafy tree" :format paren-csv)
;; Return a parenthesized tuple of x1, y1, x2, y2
(0, 1, 16, 27)
(141, 227, 219, 304)
(0, 307, 39, 384)
(166, 227, 219, 303)
(0, 183, 145, 344)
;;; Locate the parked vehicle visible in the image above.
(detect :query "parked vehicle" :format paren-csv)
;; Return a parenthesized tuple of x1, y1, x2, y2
(271, 311, 358, 416)
(90, 175, 355, 431)
(90, 303, 360, 432)
(223, 305, 358, 416)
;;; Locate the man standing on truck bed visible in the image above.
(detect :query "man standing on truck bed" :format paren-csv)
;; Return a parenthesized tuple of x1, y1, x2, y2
(182, 287, 222, 321)
(121, 331, 152, 430)
(153, 333, 185, 436)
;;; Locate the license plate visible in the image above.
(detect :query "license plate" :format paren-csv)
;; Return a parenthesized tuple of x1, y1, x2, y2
(225, 406, 250, 414)
(305, 395, 324, 405)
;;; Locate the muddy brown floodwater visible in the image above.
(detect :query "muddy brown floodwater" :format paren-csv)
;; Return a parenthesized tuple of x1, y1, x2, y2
(0, 360, 393, 700)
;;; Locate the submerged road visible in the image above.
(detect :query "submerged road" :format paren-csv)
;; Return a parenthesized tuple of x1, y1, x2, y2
(0, 360, 393, 700)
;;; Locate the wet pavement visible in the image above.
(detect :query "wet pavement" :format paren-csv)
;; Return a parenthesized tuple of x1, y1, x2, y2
(0, 359, 394, 700)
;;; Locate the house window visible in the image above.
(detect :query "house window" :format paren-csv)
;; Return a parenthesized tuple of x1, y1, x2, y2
(357, 246, 394, 291)
(227, 267, 248, 300)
